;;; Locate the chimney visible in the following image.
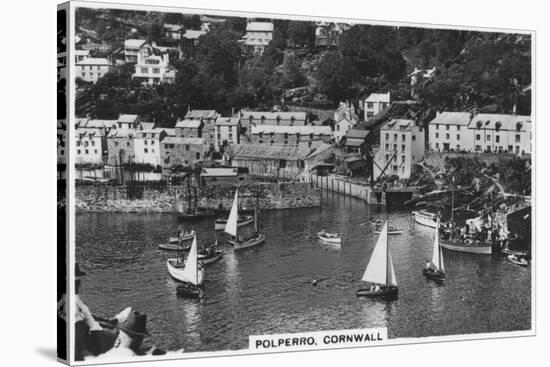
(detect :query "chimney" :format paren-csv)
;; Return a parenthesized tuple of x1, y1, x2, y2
(512, 103, 517, 115)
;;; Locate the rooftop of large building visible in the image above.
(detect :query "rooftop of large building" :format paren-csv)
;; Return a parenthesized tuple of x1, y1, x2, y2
(250, 125, 332, 135)
(380, 119, 416, 132)
(175, 119, 202, 129)
(184, 110, 219, 120)
(229, 144, 312, 161)
(246, 21, 274, 32)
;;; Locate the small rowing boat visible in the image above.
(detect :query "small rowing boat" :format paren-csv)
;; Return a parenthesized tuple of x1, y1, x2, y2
(198, 242, 223, 265)
(375, 226, 402, 235)
(169, 230, 195, 243)
(158, 243, 191, 252)
(412, 210, 437, 228)
(318, 231, 341, 244)
(507, 254, 528, 266)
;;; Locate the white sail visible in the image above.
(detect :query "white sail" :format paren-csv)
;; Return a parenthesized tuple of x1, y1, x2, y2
(181, 235, 199, 285)
(225, 189, 239, 237)
(387, 251, 398, 287)
(431, 218, 445, 272)
(362, 221, 390, 285)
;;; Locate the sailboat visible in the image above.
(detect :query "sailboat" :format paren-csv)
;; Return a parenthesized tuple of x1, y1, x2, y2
(226, 189, 265, 250)
(423, 217, 446, 282)
(167, 235, 204, 298)
(356, 221, 398, 299)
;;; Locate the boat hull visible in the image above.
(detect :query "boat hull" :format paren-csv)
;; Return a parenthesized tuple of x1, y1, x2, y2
(440, 239, 492, 254)
(166, 259, 205, 285)
(317, 234, 342, 244)
(175, 284, 201, 299)
(169, 233, 195, 243)
(412, 211, 437, 228)
(422, 268, 446, 282)
(198, 251, 223, 265)
(356, 286, 398, 300)
(178, 211, 215, 220)
(158, 243, 191, 252)
(375, 230, 402, 235)
(507, 255, 528, 266)
(229, 234, 266, 250)
(214, 218, 254, 231)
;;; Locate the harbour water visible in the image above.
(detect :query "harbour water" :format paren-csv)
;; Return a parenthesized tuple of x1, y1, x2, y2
(76, 192, 531, 352)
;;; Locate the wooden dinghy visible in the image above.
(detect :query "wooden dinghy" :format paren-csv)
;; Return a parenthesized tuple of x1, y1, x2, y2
(317, 231, 342, 244)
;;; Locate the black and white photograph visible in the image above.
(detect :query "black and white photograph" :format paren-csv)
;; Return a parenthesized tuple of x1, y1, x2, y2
(56, 0, 535, 364)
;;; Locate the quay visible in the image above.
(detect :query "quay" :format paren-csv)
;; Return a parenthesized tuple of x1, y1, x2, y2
(310, 174, 421, 206)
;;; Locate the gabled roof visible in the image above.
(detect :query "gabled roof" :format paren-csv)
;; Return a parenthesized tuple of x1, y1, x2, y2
(175, 119, 202, 129)
(467, 113, 531, 131)
(76, 57, 111, 66)
(117, 114, 140, 124)
(345, 129, 369, 139)
(108, 128, 135, 138)
(246, 22, 274, 32)
(78, 119, 118, 129)
(251, 125, 332, 135)
(74, 49, 90, 56)
(139, 122, 155, 130)
(215, 117, 240, 126)
(429, 112, 472, 126)
(124, 39, 147, 48)
(240, 111, 307, 121)
(365, 92, 390, 103)
(229, 144, 312, 161)
(184, 110, 219, 119)
(380, 119, 415, 132)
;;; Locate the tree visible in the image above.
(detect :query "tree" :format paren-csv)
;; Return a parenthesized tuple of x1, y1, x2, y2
(281, 53, 305, 88)
(287, 21, 315, 48)
(316, 51, 353, 103)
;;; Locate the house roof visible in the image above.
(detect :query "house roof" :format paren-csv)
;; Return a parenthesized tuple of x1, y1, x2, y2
(139, 122, 155, 130)
(345, 129, 369, 139)
(201, 168, 238, 177)
(380, 119, 415, 132)
(161, 137, 204, 145)
(136, 128, 164, 137)
(185, 110, 219, 119)
(345, 140, 365, 147)
(79, 119, 118, 129)
(467, 113, 531, 132)
(240, 111, 307, 122)
(108, 128, 135, 138)
(246, 22, 274, 32)
(76, 57, 111, 66)
(161, 128, 176, 137)
(229, 144, 312, 161)
(365, 92, 390, 103)
(429, 112, 472, 126)
(215, 117, 240, 126)
(124, 39, 147, 48)
(183, 30, 207, 39)
(75, 49, 90, 56)
(75, 128, 102, 138)
(117, 114, 140, 124)
(175, 119, 202, 129)
(164, 24, 182, 32)
(251, 125, 332, 135)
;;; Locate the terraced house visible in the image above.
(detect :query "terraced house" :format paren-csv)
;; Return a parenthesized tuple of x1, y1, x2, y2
(250, 125, 332, 148)
(184, 109, 219, 151)
(160, 137, 206, 167)
(134, 128, 167, 166)
(214, 116, 240, 152)
(239, 111, 307, 131)
(75, 128, 105, 164)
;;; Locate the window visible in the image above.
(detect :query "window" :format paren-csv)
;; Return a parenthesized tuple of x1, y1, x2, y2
(259, 140, 263, 144)
(457, 125, 461, 131)
(127, 142, 130, 147)
(402, 166, 405, 173)
(152, 133, 155, 138)
(270, 140, 274, 145)
(515, 134, 521, 143)
(144, 148, 148, 153)
(435, 132, 439, 138)
(76, 141, 81, 147)
(196, 152, 201, 160)
(457, 134, 460, 140)
(475, 145, 481, 151)
(393, 144, 397, 151)
(412, 135, 416, 141)
(77, 149, 81, 154)
(386, 154, 389, 161)
(367, 112, 374, 118)
(401, 145, 405, 152)
(385, 143, 389, 150)
(114, 141, 119, 147)
(284, 133, 288, 139)
(445, 133, 450, 139)
(259, 132, 263, 139)
(94, 149, 98, 154)
(508, 145, 513, 152)
(385, 133, 389, 140)
(151, 140, 155, 145)
(435, 143, 439, 149)
(436, 124, 439, 130)
(401, 155, 406, 162)
(402, 134, 406, 142)
(85, 149, 89, 154)
(367, 102, 374, 109)
(309, 134, 314, 140)
(228, 133, 233, 139)
(284, 140, 288, 145)
(446, 125, 450, 130)
(145, 140, 148, 145)
(152, 149, 155, 153)
(457, 145, 460, 151)
(84, 141, 89, 147)
(337, 125, 340, 131)
(476, 134, 481, 141)
(91, 141, 95, 146)
(140, 67, 148, 74)
(394, 134, 397, 141)
(487, 135, 491, 141)
(496, 135, 500, 143)
(153, 68, 160, 74)
(186, 145, 189, 151)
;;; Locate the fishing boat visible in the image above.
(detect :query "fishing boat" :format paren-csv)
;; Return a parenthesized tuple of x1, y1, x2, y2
(369, 217, 383, 226)
(412, 210, 437, 228)
(169, 229, 195, 243)
(507, 254, 528, 266)
(225, 189, 265, 250)
(317, 231, 341, 244)
(375, 226, 403, 235)
(214, 215, 254, 231)
(198, 242, 223, 265)
(356, 221, 398, 300)
(167, 235, 205, 297)
(178, 207, 215, 220)
(439, 238, 492, 254)
(158, 242, 191, 252)
(423, 217, 446, 282)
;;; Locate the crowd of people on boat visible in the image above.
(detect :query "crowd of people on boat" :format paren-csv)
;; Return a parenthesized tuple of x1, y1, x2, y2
(439, 213, 507, 246)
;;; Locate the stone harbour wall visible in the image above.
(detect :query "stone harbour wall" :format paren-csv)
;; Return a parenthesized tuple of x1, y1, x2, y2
(75, 182, 320, 213)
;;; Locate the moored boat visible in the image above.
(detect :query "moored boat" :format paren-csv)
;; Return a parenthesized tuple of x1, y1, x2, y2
(178, 207, 215, 220)
(375, 226, 403, 235)
(167, 235, 205, 286)
(369, 217, 383, 226)
(439, 238, 492, 254)
(198, 243, 223, 265)
(507, 254, 528, 266)
(225, 189, 265, 251)
(158, 243, 191, 252)
(169, 230, 195, 243)
(317, 231, 341, 244)
(423, 216, 446, 282)
(412, 210, 437, 228)
(356, 221, 398, 300)
(214, 215, 254, 231)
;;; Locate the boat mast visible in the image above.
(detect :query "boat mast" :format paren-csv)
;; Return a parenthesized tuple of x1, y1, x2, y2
(255, 189, 259, 233)
(385, 222, 389, 287)
(451, 176, 455, 223)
